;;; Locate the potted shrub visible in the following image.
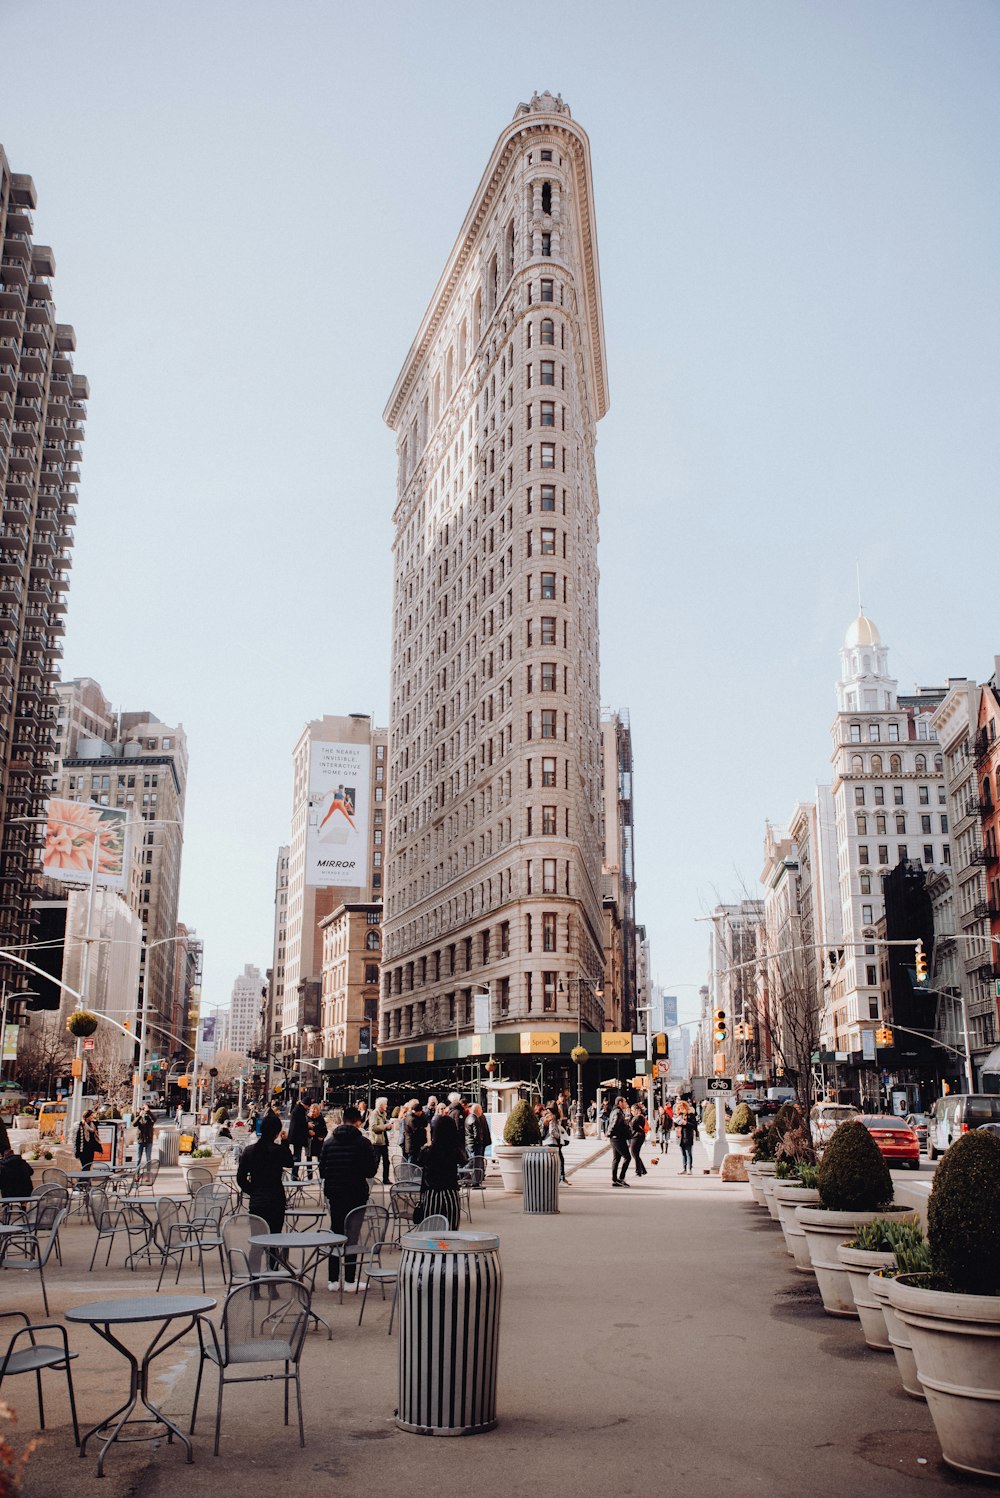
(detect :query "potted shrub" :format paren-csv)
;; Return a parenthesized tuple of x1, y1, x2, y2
(67, 1010, 99, 1039)
(747, 1122, 780, 1206)
(493, 1100, 541, 1193)
(178, 1144, 222, 1182)
(772, 1131, 820, 1267)
(796, 1121, 915, 1316)
(887, 1130, 1000, 1478)
(725, 1102, 756, 1155)
(866, 1227, 932, 1381)
(837, 1217, 923, 1348)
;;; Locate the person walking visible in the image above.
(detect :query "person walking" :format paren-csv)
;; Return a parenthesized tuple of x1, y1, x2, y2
(607, 1096, 631, 1188)
(74, 1109, 101, 1172)
(368, 1096, 391, 1185)
(236, 1110, 294, 1236)
(318, 1105, 376, 1291)
(629, 1104, 648, 1178)
(656, 1102, 674, 1156)
(542, 1104, 570, 1183)
(306, 1102, 328, 1179)
(676, 1101, 696, 1175)
(598, 1099, 611, 1137)
(415, 1113, 466, 1229)
(287, 1097, 309, 1180)
(402, 1100, 428, 1162)
(134, 1103, 155, 1170)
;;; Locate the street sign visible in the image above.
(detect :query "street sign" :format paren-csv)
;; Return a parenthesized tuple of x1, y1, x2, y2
(82, 1037, 95, 1052)
(707, 1076, 732, 1091)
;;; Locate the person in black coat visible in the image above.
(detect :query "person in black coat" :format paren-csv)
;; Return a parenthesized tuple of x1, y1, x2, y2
(629, 1105, 648, 1178)
(415, 1113, 467, 1230)
(287, 1098, 310, 1180)
(75, 1109, 101, 1171)
(318, 1106, 376, 1288)
(237, 1110, 294, 1233)
(0, 1151, 33, 1198)
(402, 1102, 428, 1161)
(607, 1097, 631, 1187)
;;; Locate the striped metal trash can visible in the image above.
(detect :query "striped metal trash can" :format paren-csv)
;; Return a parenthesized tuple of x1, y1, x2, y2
(523, 1146, 560, 1214)
(397, 1230, 502, 1436)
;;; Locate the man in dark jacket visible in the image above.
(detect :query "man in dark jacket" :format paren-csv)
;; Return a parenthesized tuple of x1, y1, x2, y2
(402, 1102, 428, 1161)
(607, 1096, 632, 1188)
(318, 1106, 377, 1289)
(287, 1098, 310, 1179)
(465, 1103, 491, 1164)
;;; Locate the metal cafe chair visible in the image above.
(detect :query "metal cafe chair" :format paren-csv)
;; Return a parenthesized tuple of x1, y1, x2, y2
(358, 1213, 449, 1331)
(88, 1188, 151, 1271)
(0, 1204, 67, 1316)
(189, 1280, 311, 1455)
(328, 1203, 389, 1303)
(0, 1311, 80, 1447)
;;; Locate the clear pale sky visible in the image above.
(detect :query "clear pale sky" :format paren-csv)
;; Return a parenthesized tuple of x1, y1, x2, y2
(3, 1, 998, 1022)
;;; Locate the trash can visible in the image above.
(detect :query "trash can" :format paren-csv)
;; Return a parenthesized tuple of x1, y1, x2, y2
(523, 1146, 560, 1214)
(157, 1126, 180, 1166)
(397, 1230, 502, 1436)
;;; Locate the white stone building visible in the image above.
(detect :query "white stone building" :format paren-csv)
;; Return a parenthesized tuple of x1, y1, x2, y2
(227, 962, 263, 1057)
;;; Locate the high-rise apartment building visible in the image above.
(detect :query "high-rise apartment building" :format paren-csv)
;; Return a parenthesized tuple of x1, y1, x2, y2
(282, 716, 386, 1070)
(381, 92, 608, 1045)
(0, 151, 85, 1002)
(50, 683, 188, 1041)
(600, 711, 637, 1030)
(226, 963, 262, 1056)
(170, 922, 202, 1064)
(262, 846, 289, 1068)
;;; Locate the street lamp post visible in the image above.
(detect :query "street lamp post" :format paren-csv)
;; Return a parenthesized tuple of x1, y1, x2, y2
(559, 976, 604, 1140)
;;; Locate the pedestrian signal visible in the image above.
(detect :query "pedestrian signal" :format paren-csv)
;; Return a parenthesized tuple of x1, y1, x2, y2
(713, 1009, 727, 1045)
(914, 942, 928, 984)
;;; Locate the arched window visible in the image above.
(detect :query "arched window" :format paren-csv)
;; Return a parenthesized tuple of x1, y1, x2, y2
(890, 754, 902, 774)
(365, 930, 380, 951)
(851, 754, 864, 773)
(473, 288, 482, 338)
(915, 754, 927, 773)
(458, 320, 467, 371)
(540, 318, 555, 346)
(871, 754, 883, 774)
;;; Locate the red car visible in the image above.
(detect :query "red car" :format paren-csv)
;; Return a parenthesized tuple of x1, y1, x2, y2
(858, 1115, 921, 1170)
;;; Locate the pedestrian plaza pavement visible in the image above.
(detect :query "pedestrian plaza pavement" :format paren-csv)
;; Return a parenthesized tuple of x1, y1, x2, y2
(5, 1139, 974, 1498)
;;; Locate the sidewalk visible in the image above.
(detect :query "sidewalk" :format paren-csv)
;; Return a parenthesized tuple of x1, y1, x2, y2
(17, 1141, 965, 1498)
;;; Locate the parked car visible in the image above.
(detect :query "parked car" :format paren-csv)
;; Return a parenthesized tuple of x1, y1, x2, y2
(857, 1114, 921, 1169)
(809, 1102, 860, 1146)
(926, 1093, 1000, 1160)
(904, 1112, 931, 1150)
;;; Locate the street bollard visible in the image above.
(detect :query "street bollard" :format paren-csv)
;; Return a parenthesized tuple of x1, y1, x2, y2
(397, 1230, 502, 1435)
(522, 1145, 560, 1214)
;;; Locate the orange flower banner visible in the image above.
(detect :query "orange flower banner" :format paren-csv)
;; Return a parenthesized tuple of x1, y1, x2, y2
(42, 799, 129, 889)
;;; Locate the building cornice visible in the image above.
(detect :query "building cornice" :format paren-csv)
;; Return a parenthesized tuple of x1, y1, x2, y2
(383, 105, 608, 431)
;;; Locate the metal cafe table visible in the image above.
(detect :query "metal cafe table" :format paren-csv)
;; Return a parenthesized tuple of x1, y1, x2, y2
(65, 1293, 215, 1477)
(248, 1229, 345, 1339)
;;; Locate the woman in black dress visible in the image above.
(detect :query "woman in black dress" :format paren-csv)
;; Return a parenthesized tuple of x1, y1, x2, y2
(236, 1109, 294, 1232)
(415, 1113, 467, 1230)
(629, 1104, 648, 1178)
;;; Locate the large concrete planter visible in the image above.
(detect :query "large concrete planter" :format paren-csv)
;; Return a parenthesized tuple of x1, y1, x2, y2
(795, 1206, 916, 1317)
(774, 1184, 820, 1269)
(888, 1274, 1000, 1479)
(871, 1273, 924, 1399)
(493, 1143, 528, 1194)
(746, 1162, 776, 1207)
(724, 1134, 754, 1155)
(179, 1154, 222, 1184)
(761, 1171, 784, 1221)
(836, 1245, 896, 1347)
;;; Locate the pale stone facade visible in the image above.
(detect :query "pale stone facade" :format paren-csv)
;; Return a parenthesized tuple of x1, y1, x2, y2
(282, 716, 386, 1068)
(381, 93, 608, 1044)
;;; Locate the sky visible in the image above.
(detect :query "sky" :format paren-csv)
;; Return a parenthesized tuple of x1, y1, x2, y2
(2, 0, 998, 1024)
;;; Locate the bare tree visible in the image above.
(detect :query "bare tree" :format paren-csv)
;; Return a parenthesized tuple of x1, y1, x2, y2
(209, 1050, 246, 1089)
(15, 1019, 73, 1099)
(83, 1028, 134, 1105)
(751, 929, 823, 1137)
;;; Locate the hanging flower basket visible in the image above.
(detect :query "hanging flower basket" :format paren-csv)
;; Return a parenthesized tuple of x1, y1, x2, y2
(570, 1046, 588, 1066)
(67, 1010, 99, 1038)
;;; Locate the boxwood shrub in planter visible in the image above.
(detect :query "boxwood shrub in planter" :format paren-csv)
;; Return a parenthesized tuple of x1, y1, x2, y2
(494, 1100, 541, 1193)
(796, 1121, 913, 1316)
(701, 1102, 716, 1138)
(887, 1129, 1000, 1478)
(725, 1103, 756, 1154)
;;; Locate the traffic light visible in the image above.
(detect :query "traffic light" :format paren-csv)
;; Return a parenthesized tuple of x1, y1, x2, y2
(734, 1022, 752, 1041)
(914, 942, 928, 985)
(876, 1026, 893, 1047)
(713, 1009, 727, 1045)
(123, 1020, 130, 1034)
(654, 1032, 668, 1057)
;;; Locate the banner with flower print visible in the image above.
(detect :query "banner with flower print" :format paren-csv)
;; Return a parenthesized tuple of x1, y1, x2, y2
(42, 799, 129, 890)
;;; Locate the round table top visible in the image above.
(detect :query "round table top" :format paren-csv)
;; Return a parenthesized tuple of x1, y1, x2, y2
(66, 1293, 216, 1324)
(249, 1230, 346, 1249)
(0, 1222, 33, 1235)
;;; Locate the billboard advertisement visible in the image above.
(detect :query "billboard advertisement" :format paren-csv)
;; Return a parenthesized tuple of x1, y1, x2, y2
(42, 799, 129, 891)
(305, 740, 370, 888)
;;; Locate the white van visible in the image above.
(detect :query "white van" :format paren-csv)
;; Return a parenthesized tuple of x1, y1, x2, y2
(809, 1102, 860, 1146)
(926, 1094, 1000, 1160)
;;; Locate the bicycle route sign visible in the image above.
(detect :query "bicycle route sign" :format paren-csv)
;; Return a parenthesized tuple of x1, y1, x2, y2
(707, 1076, 732, 1091)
